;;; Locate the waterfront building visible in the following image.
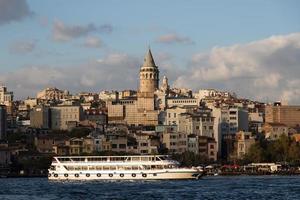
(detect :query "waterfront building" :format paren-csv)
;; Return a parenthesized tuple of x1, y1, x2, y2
(30, 105, 51, 129)
(265, 103, 300, 128)
(207, 105, 222, 158)
(222, 107, 249, 135)
(161, 130, 188, 154)
(235, 131, 255, 159)
(0, 143, 11, 170)
(220, 106, 249, 159)
(0, 105, 7, 140)
(262, 122, 289, 140)
(187, 135, 217, 161)
(134, 132, 158, 154)
(92, 134, 111, 152)
(178, 107, 214, 138)
(109, 134, 128, 153)
(50, 105, 84, 130)
(164, 106, 194, 127)
(248, 111, 264, 134)
(66, 137, 94, 155)
(34, 134, 69, 153)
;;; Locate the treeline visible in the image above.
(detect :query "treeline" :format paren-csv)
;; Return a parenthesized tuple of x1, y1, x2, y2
(171, 152, 210, 167)
(242, 135, 300, 165)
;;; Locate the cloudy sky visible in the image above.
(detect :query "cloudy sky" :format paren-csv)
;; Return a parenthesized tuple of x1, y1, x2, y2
(0, 0, 300, 104)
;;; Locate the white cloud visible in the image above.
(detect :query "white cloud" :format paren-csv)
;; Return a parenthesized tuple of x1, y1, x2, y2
(9, 40, 36, 54)
(83, 36, 102, 48)
(0, 53, 140, 99)
(174, 33, 300, 104)
(156, 33, 194, 45)
(52, 20, 113, 42)
(0, 0, 33, 25)
(2, 33, 300, 104)
(254, 73, 282, 88)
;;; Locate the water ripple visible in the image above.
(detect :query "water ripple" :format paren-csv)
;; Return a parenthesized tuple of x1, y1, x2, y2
(0, 176, 300, 200)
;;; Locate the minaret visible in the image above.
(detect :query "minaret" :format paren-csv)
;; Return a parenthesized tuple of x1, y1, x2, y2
(139, 48, 159, 93)
(161, 76, 169, 92)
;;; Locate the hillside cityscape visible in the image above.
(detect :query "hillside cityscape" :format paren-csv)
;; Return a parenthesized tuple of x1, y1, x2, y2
(1, 48, 300, 177)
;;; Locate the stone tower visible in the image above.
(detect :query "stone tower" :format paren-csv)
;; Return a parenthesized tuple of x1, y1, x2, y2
(139, 48, 159, 93)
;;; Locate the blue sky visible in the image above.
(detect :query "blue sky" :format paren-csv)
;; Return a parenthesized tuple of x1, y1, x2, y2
(0, 0, 300, 103)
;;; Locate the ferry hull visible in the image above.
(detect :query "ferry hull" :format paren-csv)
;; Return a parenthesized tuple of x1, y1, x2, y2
(48, 171, 202, 180)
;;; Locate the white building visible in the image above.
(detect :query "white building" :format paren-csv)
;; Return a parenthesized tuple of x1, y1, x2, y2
(164, 106, 193, 127)
(99, 91, 119, 101)
(167, 98, 199, 108)
(50, 105, 84, 130)
(0, 85, 13, 106)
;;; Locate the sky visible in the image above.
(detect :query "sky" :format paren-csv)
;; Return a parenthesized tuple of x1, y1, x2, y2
(0, 0, 300, 104)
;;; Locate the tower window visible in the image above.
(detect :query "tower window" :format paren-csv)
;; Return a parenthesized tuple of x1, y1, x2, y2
(146, 73, 148, 79)
(150, 73, 152, 78)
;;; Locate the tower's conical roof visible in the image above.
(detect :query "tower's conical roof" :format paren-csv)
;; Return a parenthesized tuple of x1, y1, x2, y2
(142, 48, 156, 68)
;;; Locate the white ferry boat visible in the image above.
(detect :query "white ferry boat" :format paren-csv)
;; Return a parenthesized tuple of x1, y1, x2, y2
(48, 155, 203, 180)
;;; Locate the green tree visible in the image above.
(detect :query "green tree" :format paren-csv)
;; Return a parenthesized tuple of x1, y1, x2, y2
(288, 140, 300, 163)
(244, 142, 264, 163)
(272, 135, 290, 162)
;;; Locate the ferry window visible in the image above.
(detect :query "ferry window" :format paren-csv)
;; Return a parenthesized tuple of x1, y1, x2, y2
(96, 166, 102, 170)
(132, 157, 140, 161)
(132, 166, 138, 170)
(82, 166, 88, 170)
(110, 166, 117, 170)
(141, 157, 149, 161)
(103, 166, 110, 170)
(50, 166, 56, 170)
(89, 166, 95, 170)
(157, 165, 163, 169)
(143, 165, 150, 170)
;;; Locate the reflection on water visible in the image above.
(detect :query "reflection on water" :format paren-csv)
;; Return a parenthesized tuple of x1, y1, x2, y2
(0, 176, 300, 200)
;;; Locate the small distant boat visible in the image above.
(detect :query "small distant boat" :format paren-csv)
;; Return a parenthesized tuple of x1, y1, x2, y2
(48, 155, 203, 180)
